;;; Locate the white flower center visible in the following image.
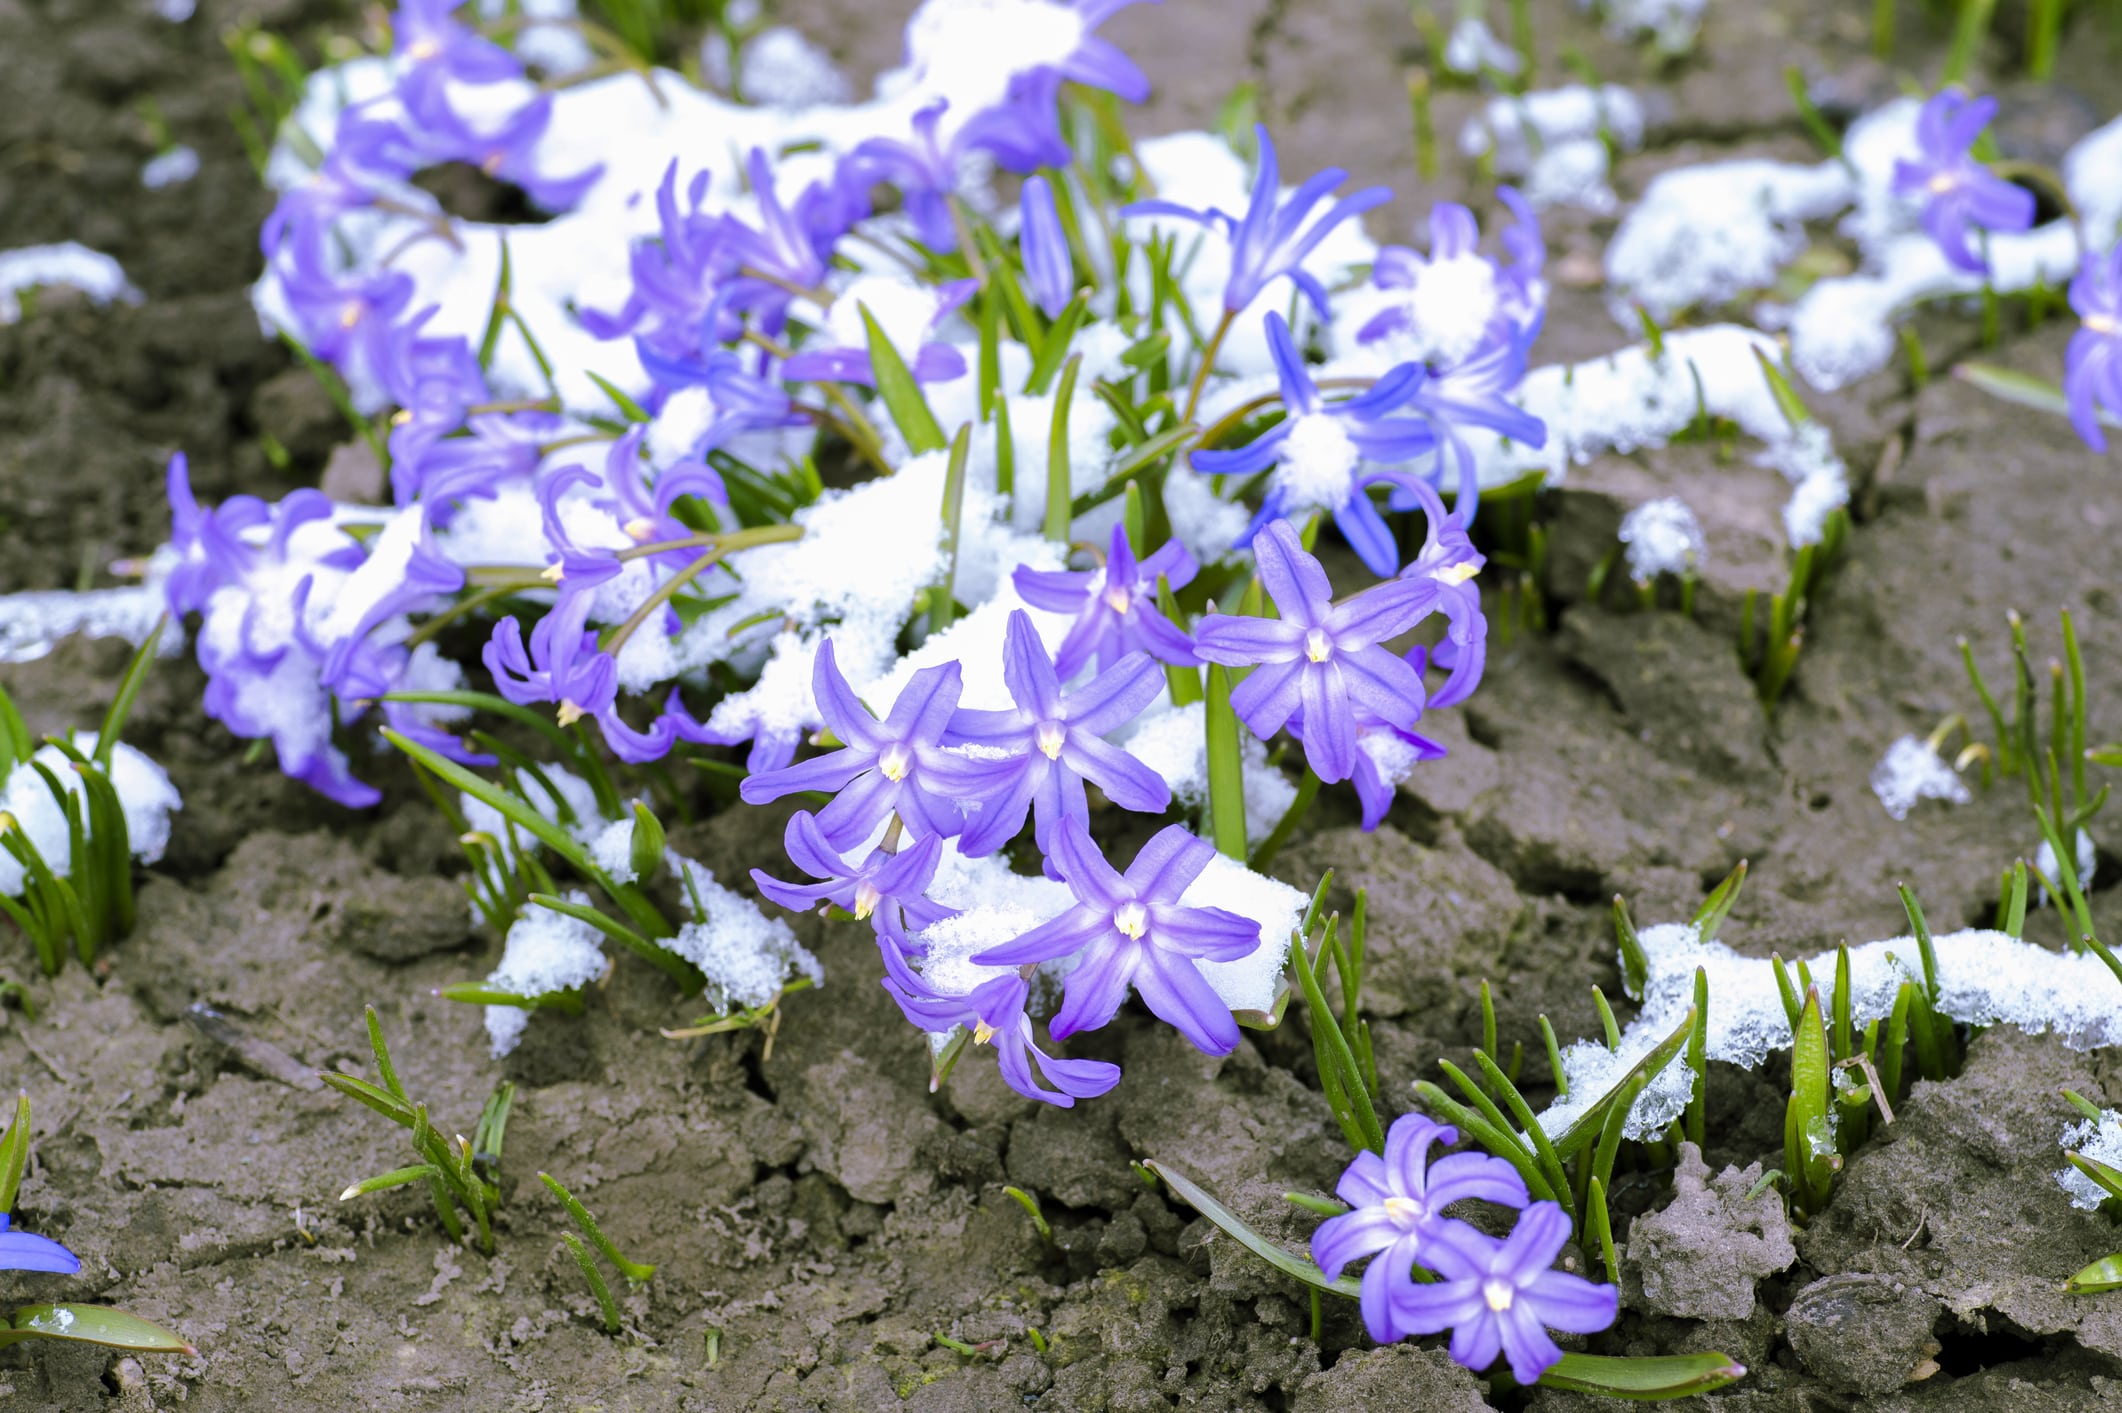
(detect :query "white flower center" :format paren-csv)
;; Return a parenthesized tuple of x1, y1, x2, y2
(879, 743, 913, 782)
(1102, 581, 1133, 614)
(556, 700, 587, 727)
(1304, 627, 1333, 664)
(1036, 721, 1067, 760)
(1405, 252, 1500, 367)
(973, 1018, 997, 1045)
(2088, 312, 2119, 336)
(1113, 901, 1148, 938)
(1273, 414, 1362, 512)
(1433, 560, 1480, 586)
(1483, 1279, 1516, 1312)
(1927, 170, 1961, 196)
(1383, 1196, 1425, 1225)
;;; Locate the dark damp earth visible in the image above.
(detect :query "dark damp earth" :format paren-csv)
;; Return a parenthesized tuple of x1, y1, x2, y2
(3, 1, 2121, 1409)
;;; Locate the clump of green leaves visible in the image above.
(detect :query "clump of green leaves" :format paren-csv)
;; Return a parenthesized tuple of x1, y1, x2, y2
(325, 1008, 515, 1254)
(2060, 1090, 2122, 1295)
(539, 1171, 656, 1334)
(0, 622, 164, 976)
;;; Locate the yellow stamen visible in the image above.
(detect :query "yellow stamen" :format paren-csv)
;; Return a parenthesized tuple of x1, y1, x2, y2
(1483, 1279, 1516, 1312)
(408, 38, 441, 60)
(556, 700, 586, 727)
(879, 744, 912, 782)
(852, 881, 881, 920)
(1304, 628, 1333, 664)
(1102, 584, 1132, 614)
(339, 303, 363, 329)
(972, 1019, 997, 1045)
(1113, 901, 1147, 939)
(2088, 312, 2120, 336)
(0, 811, 16, 834)
(1036, 721, 1066, 760)
(540, 563, 565, 583)
(1384, 1196, 1423, 1223)
(1435, 561, 1481, 586)
(623, 517, 658, 542)
(1926, 171, 1959, 196)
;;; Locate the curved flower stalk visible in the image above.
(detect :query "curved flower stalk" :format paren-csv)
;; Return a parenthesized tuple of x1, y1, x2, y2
(750, 811, 959, 933)
(1891, 89, 2034, 274)
(1190, 311, 1434, 576)
(1191, 518, 1434, 785)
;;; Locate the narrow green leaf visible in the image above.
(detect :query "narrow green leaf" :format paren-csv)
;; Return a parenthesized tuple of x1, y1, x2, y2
(860, 304, 946, 454)
(526, 892, 698, 990)
(1538, 1351, 1747, 1400)
(1143, 1160, 1362, 1298)
(1692, 860, 1747, 943)
(1023, 292, 1090, 396)
(1548, 1006, 1697, 1161)
(1043, 353, 1083, 542)
(932, 420, 972, 633)
(340, 1164, 444, 1200)
(2065, 1251, 2122, 1295)
(1586, 1176, 1620, 1287)
(628, 801, 666, 886)
(1203, 663, 1246, 861)
(540, 1171, 657, 1283)
(0, 1305, 196, 1355)
(318, 1072, 416, 1129)
(586, 370, 651, 424)
(93, 615, 167, 772)
(0, 1092, 30, 1214)
(2067, 1152, 2122, 1205)
(1954, 360, 2122, 428)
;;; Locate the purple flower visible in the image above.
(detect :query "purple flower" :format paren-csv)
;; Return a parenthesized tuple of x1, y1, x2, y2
(845, 85, 1070, 252)
(1191, 518, 1432, 784)
(1388, 316, 1547, 514)
(393, 0, 521, 83)
(781, 278, 979, 388)
(2066, 244, 2122, 453)
(1013, 521, 1199, 681)
(1124, 126, 1390, 319)
(400, 83, 602, 212)
(1310, 1115, 1528, 1342)
(972, 819, 1260, 1055)
(945, 609, 1169, 859)
(636, 347, 806, 447)
(484, 594, 677, 763)
(1891, 90, 2035, 275)
(0, 1212, 79, 1275)
(1360, 191, 1546, 363)
(164, 453, 268, 615)
(1390, 476, 1487, 709)
(739, 640, 986, 849)
(752, 811, 958, 931)
(581, 163, 743, 355)
(1292, 693, 1447, 832)
(1021, 174, 1073, 318)
(274, 220, 414, 382)
(722, 149, 850, 333)
(1388, 1201, 1619, 1385)
(1190, 311, 1435, 577)
(879, 949, 1121, 1108)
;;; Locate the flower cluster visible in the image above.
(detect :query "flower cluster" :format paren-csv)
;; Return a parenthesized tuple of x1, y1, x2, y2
(1312, 1114, 1617, 1382)
(148, 0, 1534, 1104)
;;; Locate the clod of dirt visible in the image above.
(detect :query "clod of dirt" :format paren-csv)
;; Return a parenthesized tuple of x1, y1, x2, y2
(318, 871, 471, 962)
(1274, 823, 1527, 1019)
(1798, 1026, 2122, 1367)
(1290, 1342, 1492, 1412)
(1784, 1272, 1945, 1397)
(1623, 1142, 1795, 1320)
(1557, 608, 1772, 781)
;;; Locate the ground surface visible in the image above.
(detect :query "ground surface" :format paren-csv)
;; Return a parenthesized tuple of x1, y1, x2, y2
(2, 0, 2121, 1409)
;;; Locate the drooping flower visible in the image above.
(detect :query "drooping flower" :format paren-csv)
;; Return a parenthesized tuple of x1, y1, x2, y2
(1190, 518, 1432, 784)
(1387, 1201, 1619, 1385)
(944, 609, 1169, 859)
(1013, 521, 1199, 680)
(1123, 126, 1390, 319)
(1891, 90, 2035, 275)
(1020, 174, 1074, 318)
(844, 85, 1070, 252)
(1291, 688, 1448, 831)
(878, 945, 1121, 1107)
(2065, 243, 2122, 453)
(721, 148, 858, 336)
(751, 811, 959, 931)
(972, 819, 1259, 1055)
(1188, 311, 1434, 577)
(273, 220, 415, 384)
(1388, 474, 1487, 709)
(739, 640, 986, 848)
(483, 593, 678, 763)
(0, 1212, 80, 1275)
(1310, 1115, 1529, 1341)
(399, 83, 603, 213)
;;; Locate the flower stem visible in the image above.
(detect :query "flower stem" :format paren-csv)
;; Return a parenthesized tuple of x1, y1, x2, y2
(601, 524, 805, 660)
(1182, 309, 1236, 425)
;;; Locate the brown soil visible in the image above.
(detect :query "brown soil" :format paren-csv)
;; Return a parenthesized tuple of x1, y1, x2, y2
(3, 1, 2121, 1409)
